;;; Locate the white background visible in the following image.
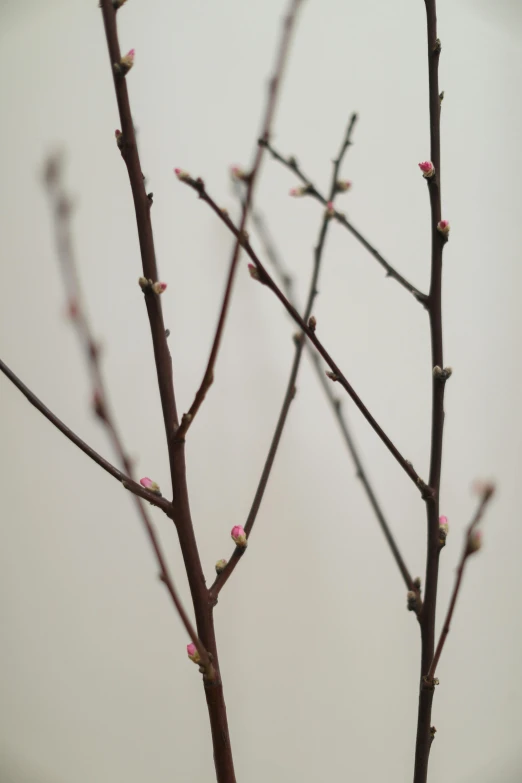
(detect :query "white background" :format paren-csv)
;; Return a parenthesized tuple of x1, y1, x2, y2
(1, 1, 521, 781)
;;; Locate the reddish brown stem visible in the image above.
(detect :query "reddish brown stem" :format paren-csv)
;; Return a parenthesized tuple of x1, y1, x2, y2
(99, 2, 236, 779)
(414, 3, 445, 782)
(174, 0, 304, 443)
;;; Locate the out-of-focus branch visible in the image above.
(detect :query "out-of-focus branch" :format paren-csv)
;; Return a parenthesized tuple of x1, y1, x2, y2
(42, 157, 212, 673)
(177, 175, 430, 496)
(174, 0, 305, 443)
(261, 140, 428, 304)
(0, 358, 171, 516)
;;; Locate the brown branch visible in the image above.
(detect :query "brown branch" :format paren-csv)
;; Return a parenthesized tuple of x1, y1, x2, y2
(0, 357, 172, 516)
(210, 113, 360, 598)
(178, 175, 430, 496)
(174, 0, 305, 443)
(414, 5, 447, 783)
(426, 485, 495, 682)
(42, 157, 213, 674)
(261, 140, 428, 304)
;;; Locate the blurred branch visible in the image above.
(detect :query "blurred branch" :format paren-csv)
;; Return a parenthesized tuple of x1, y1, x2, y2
(42, 156, 212, 674)
(177, 175, 430, 496)
(174, 0, 305, 443)
(212, 113, 365, 598)
(261, 140, 428, 304)
(0, 357, 171, 516)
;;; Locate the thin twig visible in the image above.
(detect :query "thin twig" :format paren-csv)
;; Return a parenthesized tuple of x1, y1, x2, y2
(42, 158, 212, 673)
(227, 178, 416, 596)
(426, 485, 495, 682)
(174, 0, 305, 443)
(261, 140, 428, 304)
(0, 357, 171, 516)
(178, 175, 430, 496)
(211, 113, 392, 599)
(414, 5, 447, 783)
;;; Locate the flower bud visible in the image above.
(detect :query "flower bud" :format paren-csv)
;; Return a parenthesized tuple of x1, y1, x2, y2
(466, 529, 483, 555)
(117, 49, 135, 75)
(152, 281, 167, 294)
(335, 179, 352, 193)
(439, 515, 449, 545)
(174, 168, 191, 182)
(215, 559, 228, 574)
(140, 477, 162, 495)
(308, 315, 317, 331)
(419, 161, 435, 178)
(248, 264, 260, 281)
(437, 220, 450, 237)
(289, 186, 308, 197)
(187, 642, 200, 664)
(325, 201, 336, 218)
(138, 277, 150, 290)
(407, 591, 417, 611)
(230, 165, 249, 182)
(115, 129, 124, 149)
(231, 525, 247, 549)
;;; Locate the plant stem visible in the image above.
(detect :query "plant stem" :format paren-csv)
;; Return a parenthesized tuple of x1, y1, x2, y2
(413, 3, 445, 782)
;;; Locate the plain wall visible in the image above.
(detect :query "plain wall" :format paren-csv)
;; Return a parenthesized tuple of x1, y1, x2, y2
(1, 1, 521, 781)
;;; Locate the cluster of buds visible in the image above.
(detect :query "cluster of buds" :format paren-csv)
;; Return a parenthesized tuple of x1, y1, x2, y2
(187, 643, 200, 665)
(230, 165, 250, 183)
(419, 160, 435, 179)
(215, 559, 228, 575)
(335, 179, 352, 193)
(231, 525, 247, 549)
(114, 49, 135, 76)
(439, 515, 449, 546)
(437, 220, 450, 238)
(138, 277, 167, 295)
(174, 168, 191, 182)
(140, 477, 162, 496)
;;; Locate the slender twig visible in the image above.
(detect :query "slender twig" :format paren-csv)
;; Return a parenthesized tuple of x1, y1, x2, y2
(174, 0, 305, 443)
(229, 179, 417, 596)
(42, 157, 212, 673)
(426, 486, 495, 682)
(413, 5, 447, 783)
(0, 357, 172, 516)
(261, 140, 428, 304)
(178, 175, 430, 496)
(211, 113, 359, 598)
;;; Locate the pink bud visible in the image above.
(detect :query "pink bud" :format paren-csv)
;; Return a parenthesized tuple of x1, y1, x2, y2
(419, 161, 435, 178)
(289, 186, 306, 197)
(231, 525, 248, 548)
(467, 529, 483, 555)
(248, 264, 260, 281)
(336, 179, 352, 192)
(230, 165, 248, 182)
(187, 642, 200, 663)
(140, 477, 161, 495)
(118, 49, 135, 74)
(115, 129, 122, 138)
(174, 168, 191, 181)
(437, 220, 450, 236)
(152, 281, 167, 294)
(325, 201, 336, 217)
